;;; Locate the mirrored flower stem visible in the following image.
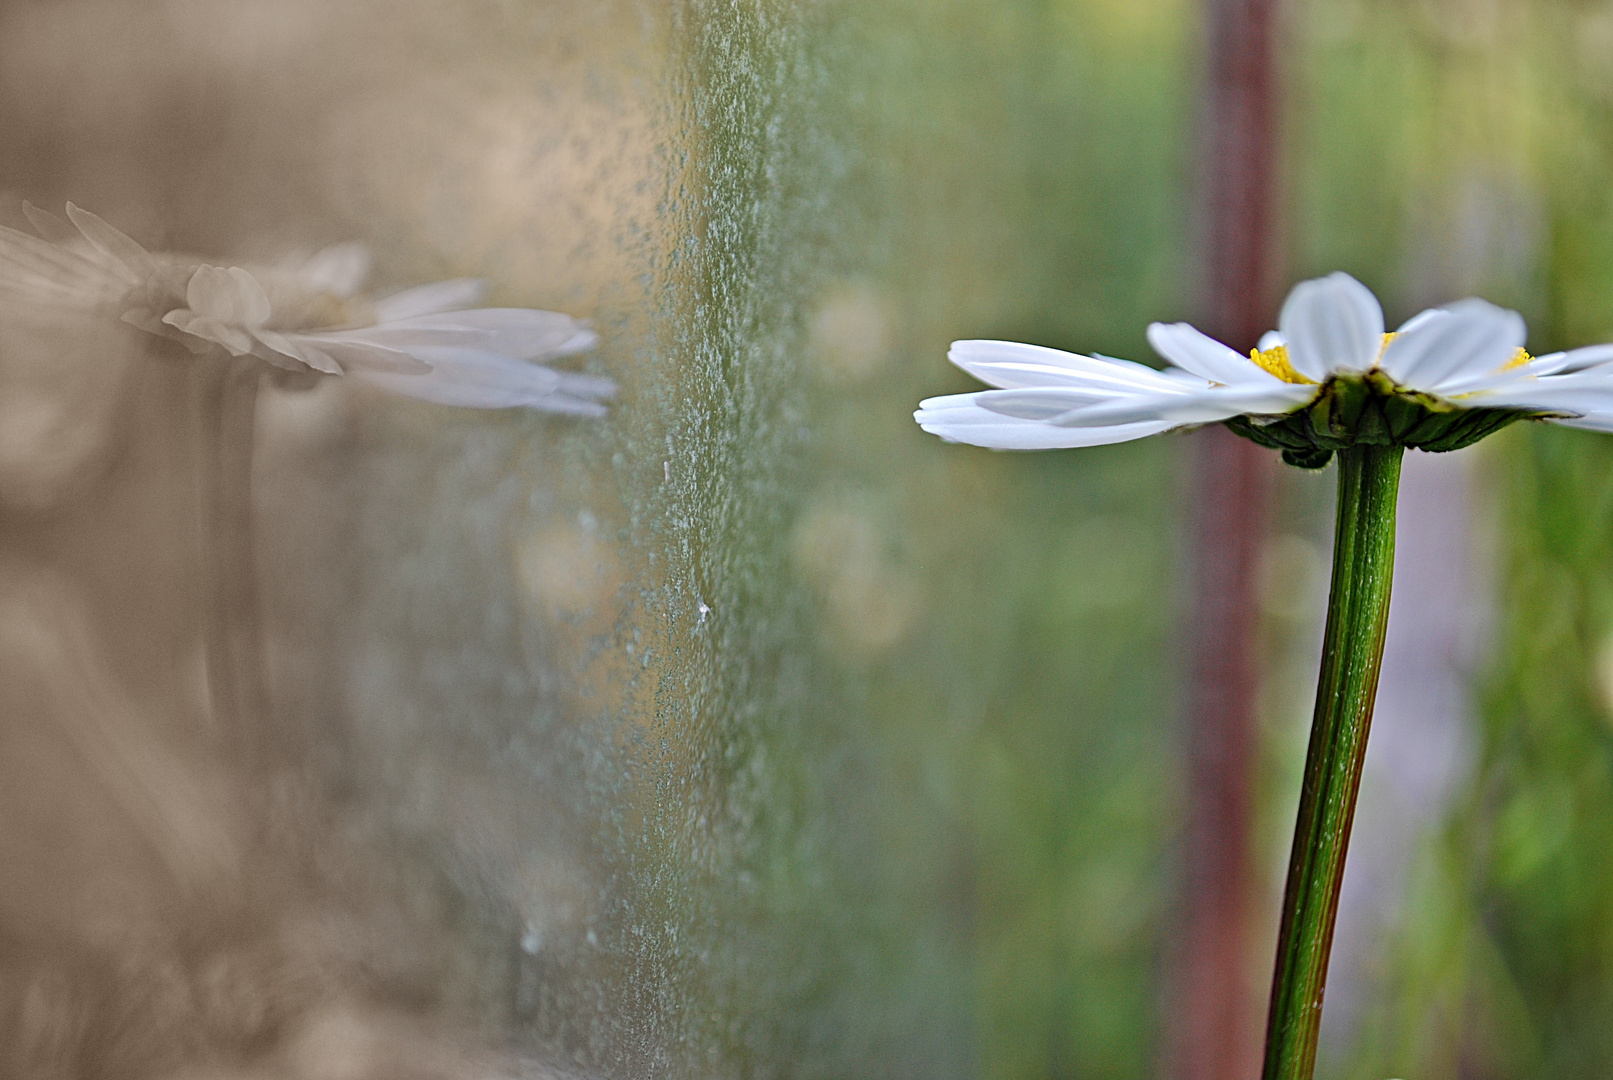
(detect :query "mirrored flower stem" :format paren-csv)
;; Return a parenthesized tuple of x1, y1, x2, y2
(195, 358, 270, 751)
(1261, 442, 1402, 1080)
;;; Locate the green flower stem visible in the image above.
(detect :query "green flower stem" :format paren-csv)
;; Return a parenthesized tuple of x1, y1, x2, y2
(1261, 442, 1403, 1080)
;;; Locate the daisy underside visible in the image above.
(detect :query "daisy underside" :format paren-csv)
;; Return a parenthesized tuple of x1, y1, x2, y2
(1225, 342, 1550, 469)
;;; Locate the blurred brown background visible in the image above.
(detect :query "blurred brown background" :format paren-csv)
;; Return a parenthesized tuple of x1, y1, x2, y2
(0, 3, 665, 1076)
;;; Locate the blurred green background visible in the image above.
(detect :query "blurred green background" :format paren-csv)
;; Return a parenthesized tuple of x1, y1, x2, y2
(672, 0, 1613, 1078)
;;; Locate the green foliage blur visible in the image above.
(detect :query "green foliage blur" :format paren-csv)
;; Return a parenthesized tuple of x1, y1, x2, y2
(720, 0, 1613, 1077)
(774, 2, 1191, 1076)
(1297, 4, 1613, 1080)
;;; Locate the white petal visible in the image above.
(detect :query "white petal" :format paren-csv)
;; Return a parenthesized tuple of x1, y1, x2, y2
(972, 386, 1165, 421)
(370, 279, 487, 321)
(185, 265, 272, 327)
(1554, 412, 1613, 433)
(1470, 370, 1613, 415)
(1393, 308, 1442, 335)
(1049, 381, 1314, 427)
(1433, 349, 1594, 397)
(1525, 352, 1574, 375)
(915, 394, 1173, 449)
(1146, 322, 1279, 385)
(1534, 344, 1613, 377)
(1378, 299, 1525, 392)
(1279, 272, 1385, 379)
(941, 343, 1174, 390)
(947, 339, 1181, 392)
(1257, 330, 1286, 352)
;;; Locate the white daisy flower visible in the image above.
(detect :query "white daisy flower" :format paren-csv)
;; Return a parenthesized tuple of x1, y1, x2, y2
(0, 204, 614, 415)
(916, 272, 1613, 467)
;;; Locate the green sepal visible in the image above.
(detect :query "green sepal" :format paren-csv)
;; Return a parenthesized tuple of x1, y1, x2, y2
(1223, 371, 1552, 468)
(1281, 447, 1333, 470)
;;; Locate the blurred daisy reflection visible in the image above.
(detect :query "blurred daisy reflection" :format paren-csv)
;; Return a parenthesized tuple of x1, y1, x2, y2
(0, 1, 660, 1076)
(0, 204, 613, 414)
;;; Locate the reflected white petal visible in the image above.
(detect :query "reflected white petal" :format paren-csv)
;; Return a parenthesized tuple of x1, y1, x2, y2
(550, 371, 619, 400)
(2, 204, 611, 416)
(380, 309, 595, 359)
(162, 309, 255, 355)
(0, 222, 131, 306)
(21, 202, 77, 244)
(1378, 298, 1525, 392)
(1279, 272, 1384, 379)
(185, 265, 272, 327)
(353, 345, 614, 413)
(65, 202, 157, 280)
(293, 333, 426, 374)
(253, 329, 341, 374)
(371, 279, 488, 321)
(295, 242, 371, 298)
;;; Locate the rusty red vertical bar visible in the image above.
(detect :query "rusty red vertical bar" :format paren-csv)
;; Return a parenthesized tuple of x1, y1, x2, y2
(1169, 0, 1281, 1078)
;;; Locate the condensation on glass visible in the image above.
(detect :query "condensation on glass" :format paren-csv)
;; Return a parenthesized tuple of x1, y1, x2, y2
(0, 3, 704, 1076)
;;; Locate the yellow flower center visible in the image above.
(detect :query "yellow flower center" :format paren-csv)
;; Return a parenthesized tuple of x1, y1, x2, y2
(1248, 343, 1314, 385)
(1501, 346, 1532, 370)
(1247, 336, 1532, 384)
(1245, 338, 1535, 390)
